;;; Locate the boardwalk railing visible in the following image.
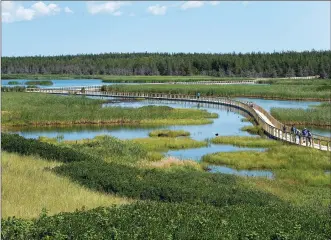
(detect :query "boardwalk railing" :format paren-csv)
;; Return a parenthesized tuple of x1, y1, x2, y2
(26, 86, 331, 151)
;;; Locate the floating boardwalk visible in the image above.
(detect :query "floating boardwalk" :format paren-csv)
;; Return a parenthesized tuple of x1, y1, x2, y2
(26, 86, 331, 151)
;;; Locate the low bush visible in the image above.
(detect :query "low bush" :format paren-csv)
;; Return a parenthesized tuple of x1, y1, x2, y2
(53, 160, 281, 208)
(1, 133, 96, 163)
(2, 202, 330, 240)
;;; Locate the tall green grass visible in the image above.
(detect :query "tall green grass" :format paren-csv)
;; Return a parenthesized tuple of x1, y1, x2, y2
(101, 84, 331, 100)
(271, 103, 331, 126)
(2, 93, 217, 127)
(148, 129, 190, 137)
(1, 152, 129, 219)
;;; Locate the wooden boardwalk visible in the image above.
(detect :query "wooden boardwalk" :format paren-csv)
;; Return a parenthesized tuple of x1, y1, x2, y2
(26, 86, 331, 151)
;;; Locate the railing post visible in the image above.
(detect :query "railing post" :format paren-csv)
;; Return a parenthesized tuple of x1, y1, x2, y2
(318, 139, 321, 149)
(327, 142, 330, 151)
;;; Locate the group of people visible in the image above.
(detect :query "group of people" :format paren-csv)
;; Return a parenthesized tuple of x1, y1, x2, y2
(289, 125, 313, 146)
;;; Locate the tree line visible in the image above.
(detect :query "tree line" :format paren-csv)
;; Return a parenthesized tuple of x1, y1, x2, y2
(2, 50, 330, 78)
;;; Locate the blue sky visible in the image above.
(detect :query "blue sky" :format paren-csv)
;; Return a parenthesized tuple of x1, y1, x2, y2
(2, 1, 330, 56)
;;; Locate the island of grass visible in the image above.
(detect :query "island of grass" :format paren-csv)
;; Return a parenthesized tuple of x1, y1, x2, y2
(7, 81, 21, 85)
(25, 80, 53, 86)
(270, 102, 331, 127)
(149, 130, 190, 137)
(1, 93, 217, 127)
(210, 136, 281, 148)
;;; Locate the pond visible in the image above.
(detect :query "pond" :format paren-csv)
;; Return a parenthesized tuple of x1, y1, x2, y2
(1, 79, 121, 88)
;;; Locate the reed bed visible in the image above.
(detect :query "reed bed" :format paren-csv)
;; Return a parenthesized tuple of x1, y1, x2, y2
(101, 84, 331, 100)
(270, 103, 331, 126)
(148, 130, 190, 137)
(2, 93, 217, 127)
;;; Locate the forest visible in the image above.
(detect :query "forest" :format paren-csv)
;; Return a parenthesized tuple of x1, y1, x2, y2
(2, 50, 330, 78)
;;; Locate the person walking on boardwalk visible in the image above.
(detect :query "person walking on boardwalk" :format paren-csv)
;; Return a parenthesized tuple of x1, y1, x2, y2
(291, 125, 296, 142)
(296, 129, 301, 144)
(197, 92, 200, 99)
(307, 130, 312, 146)
(302, 128, 308, 144)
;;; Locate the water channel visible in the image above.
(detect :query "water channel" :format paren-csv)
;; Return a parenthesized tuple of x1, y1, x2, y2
(4, 79, 330, 179)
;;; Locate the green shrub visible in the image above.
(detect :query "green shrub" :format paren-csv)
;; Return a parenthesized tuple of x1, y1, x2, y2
(2, 202, 330, 240)
(54, 160, 280, 207)
(1, 133, 96, 163)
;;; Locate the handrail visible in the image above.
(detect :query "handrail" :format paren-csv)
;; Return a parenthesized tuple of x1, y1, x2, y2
(25, 86, 331, 151)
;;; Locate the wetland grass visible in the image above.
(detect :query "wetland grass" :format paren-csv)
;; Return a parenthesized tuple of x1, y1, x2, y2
(1, 152, 130, 219)
(210, 136, 281, 148)
(101, 83, 331, 100)
(202, 145, 330, 186)
(270, 103, 331, 127)
(148, 129, 190, 137)
(2, 93, 217, 127)
(129, 137, 208, 151)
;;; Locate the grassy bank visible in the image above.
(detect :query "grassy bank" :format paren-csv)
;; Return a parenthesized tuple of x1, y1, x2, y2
(271, 103, 331, 127)
(2, 133, 330, 238)
(211, 136, 281, 148)
(1, 93, 217, 127)
(148, 129, 190, 137)
(1, 152, 129, 219)
(101, 84, 331, 100)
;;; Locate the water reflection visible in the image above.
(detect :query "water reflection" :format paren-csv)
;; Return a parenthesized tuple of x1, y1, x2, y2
(208, 165, 273, 179)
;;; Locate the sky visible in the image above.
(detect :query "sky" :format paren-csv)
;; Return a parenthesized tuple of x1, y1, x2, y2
(1, 1, 330, 57)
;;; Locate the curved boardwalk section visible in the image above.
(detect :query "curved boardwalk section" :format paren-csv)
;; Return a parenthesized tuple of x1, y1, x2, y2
(26, 86, 331, 151)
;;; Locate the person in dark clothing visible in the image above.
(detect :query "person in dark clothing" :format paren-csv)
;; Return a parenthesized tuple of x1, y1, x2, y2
(302, 128, 308, 144)
(291, 125, 296, 142)
(307, 130, 312, 146)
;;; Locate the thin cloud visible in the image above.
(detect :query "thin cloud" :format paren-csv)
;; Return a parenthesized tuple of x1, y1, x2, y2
(86, 1, 130, 16)
(242, 1, 251, 7)
(147, 5, 167, 16)
(2, 1, 61, 23)
(209, 1, 221, 6)
(64, 7, 74, 14)
(181, 1, 204, 10)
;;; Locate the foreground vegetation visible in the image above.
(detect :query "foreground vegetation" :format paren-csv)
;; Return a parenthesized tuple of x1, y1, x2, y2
(101, 84, 331, 100)
(3, 201, 330, 240)
(1, 152, 129, 219)
(1, 93, 217, 127)
(2, 133, 330, 238)
(2, 50, 330, 77)
(271, 102, 331, 127)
